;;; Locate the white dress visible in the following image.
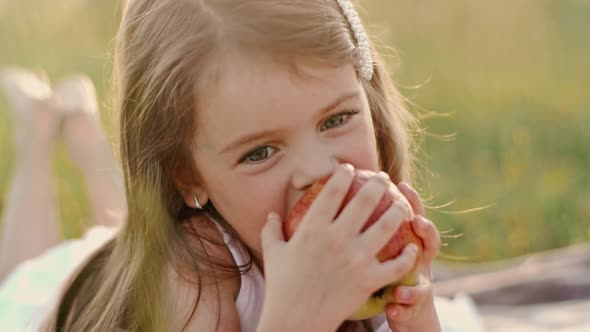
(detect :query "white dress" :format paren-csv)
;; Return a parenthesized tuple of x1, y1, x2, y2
(0, 226, 485, 332)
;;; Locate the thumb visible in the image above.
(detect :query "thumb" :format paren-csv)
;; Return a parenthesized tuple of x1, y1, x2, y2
(261, 212, 285, 252)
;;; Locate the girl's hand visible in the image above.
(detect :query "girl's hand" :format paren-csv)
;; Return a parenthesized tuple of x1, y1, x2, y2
(384, 182, 442, 332)
(258, 165, 418, 332)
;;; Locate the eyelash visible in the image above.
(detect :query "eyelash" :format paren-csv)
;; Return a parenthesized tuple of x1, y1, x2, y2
(238, 110, 359, 165)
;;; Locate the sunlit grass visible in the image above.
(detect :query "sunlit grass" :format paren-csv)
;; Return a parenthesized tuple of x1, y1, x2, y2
(0, 0, 588, 262)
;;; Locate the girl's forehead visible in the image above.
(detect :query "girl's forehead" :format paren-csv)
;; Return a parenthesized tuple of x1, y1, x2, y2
(205, 53, 358, 105)
(195, 54, 362, 149)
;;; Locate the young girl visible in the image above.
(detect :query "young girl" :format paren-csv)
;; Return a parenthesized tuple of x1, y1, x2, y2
(2, 0, 450, 331)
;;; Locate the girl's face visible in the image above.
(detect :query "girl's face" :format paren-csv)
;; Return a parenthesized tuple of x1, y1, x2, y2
(192, 54, 380, 259)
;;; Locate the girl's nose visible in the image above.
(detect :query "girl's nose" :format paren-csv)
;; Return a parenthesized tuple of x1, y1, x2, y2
(290, 151, 340, 192)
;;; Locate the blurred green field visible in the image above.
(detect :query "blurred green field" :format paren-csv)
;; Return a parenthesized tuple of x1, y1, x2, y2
(0, 0, 589, 262)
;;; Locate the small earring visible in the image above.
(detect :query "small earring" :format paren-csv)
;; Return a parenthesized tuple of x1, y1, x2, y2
(193, 195, 203, 210)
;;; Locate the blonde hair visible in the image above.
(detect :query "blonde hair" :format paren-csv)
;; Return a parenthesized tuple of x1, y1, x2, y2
(47, 0, 420, 330)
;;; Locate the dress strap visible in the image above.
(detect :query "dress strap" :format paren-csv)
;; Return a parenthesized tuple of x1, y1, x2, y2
(212, 221, 265, 332)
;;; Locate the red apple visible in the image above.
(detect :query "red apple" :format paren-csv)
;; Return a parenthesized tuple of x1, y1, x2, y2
(283, 169, 423, 320)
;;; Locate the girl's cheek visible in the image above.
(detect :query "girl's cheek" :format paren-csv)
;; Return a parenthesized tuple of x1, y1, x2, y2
(237, 176, 284, 238)
(341, 132, 379, 170)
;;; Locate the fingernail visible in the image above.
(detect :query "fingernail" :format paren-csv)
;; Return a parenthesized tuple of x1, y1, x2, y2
(378, 171, 390, 179)
(376, 173, 390, 185)
(407, 243, 418, 253)
(401, 182, 417, 194)
(267, 212, 278, 221)
(341, 163, 354, 172)
(415, 215, 424, 223)
(419, 215, 429, 226)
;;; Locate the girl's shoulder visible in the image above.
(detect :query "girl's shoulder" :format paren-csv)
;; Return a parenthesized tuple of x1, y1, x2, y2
(166, 218, 241, 330)
(165, 261, 242, 331)
(0, 226, 117, 331)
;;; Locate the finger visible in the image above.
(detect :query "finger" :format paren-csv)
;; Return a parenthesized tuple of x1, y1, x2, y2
(385, 303, 418, 323)
(411, 216, 441, 266)
(391, 278, 432, 305)
(359, 200, 408, 255)
(335, 171, 390, 237)
(261, 212, 285, 253)
(373, 243, 418, 287)
(301, 163, 355, 228)
(398, 182, 425, 216)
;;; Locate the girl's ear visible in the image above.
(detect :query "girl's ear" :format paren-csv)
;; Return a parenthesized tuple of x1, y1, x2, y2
(173, 162, 209, 208)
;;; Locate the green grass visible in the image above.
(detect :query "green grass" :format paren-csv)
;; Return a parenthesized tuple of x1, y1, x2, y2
(1, 0, 589, 262)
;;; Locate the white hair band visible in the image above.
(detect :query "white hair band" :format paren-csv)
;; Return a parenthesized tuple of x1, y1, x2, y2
(336, 0, 374, 81)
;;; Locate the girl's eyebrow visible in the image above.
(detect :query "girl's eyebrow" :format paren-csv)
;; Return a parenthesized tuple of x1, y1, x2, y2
(220, 90, 360, 154)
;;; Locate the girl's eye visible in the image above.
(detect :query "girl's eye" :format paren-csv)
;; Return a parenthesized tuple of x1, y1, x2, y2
(320, 111, 358, 131)
(238, 110, 358, 165)
(240, 146, 277, 164)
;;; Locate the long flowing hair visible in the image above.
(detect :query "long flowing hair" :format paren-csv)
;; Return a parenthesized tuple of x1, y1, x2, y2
(46, 0, 421, 330)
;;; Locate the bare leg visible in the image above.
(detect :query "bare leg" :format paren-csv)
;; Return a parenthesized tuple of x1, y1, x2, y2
(0, 68, 61, 280)
(54, 75, 126, 228)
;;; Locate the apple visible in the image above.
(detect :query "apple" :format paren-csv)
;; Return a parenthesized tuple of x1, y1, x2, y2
(283, 170, 423, 320)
